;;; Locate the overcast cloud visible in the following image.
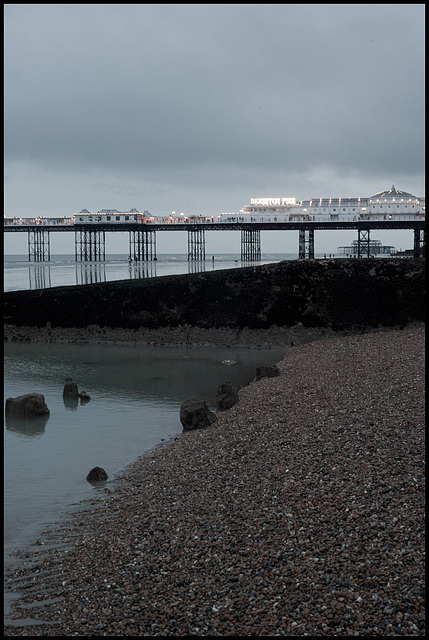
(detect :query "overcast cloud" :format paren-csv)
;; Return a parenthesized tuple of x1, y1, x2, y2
(4, 4, 425, 253)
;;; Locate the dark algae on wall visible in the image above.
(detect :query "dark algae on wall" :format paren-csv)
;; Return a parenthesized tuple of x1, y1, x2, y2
(4, 259, 425, 332)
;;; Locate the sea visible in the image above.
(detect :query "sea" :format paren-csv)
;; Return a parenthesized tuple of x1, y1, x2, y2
(4, 252, 303, 618)
(3, 252, 318, 292)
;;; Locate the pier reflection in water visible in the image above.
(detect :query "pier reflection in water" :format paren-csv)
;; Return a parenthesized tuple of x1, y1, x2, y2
(128, 261, 157, 279)
(73, 259, 210, 282)
(188, 260, 206, 274)
(5, 254, 296, 293)
(29, 264, 51, 290)
(128, 260, 207, 277)
(74, 260, 208, 285)
(76, 262, 106, 286)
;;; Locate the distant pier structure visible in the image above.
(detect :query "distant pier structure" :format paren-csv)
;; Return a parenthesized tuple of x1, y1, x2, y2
(4, 186, 425, 261)
(337, 239, 396, 257)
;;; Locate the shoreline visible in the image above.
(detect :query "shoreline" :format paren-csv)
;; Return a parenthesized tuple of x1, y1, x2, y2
(4, 323, 425, 636)
(3, 322, 396, 349)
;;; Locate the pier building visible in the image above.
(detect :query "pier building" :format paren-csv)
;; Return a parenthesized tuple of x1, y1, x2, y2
(4, 187, 425, 261)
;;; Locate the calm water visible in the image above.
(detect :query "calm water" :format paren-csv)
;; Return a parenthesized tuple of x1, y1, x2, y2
(3, 252, 307, 292)
(4, 338, 287, 591)
(3, 252, 291, 617)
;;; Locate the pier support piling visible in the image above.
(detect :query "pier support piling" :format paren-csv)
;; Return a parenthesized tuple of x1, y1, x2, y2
(241, 229, 261, 261)
(188, 228, 205, 261)
(129, 229, 157, 261)
(75, 229, 105, 261)
(298, 229, 314, 259)
(413, 227, 425, 257)
(28, 228, 50, 262)
(357, 229, 371, 258)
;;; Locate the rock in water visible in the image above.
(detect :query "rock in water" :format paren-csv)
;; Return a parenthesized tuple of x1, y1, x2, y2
(180, 399, 217, 431)
(5, 393, 50, 418)
(79, 391, 91, 402)
(86, 467, 108, 483)
(63, 382, 79, 399)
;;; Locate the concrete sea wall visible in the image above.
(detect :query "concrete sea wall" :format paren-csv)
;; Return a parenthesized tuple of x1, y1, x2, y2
(3, 258, 425, 332)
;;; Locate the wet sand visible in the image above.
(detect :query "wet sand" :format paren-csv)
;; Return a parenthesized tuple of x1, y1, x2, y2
(4, 323, 425, 636)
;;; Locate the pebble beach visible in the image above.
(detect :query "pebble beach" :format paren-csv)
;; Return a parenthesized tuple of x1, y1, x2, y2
(4, 323, 425, 636)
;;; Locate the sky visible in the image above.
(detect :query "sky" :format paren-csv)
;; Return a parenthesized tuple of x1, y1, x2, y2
(4, 3, 425, 255)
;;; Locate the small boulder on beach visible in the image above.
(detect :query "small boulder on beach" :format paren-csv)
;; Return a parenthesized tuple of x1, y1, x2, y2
(216, 381, 239, 411)
(180, 399, 217, 431)
(254, 364, 280, 381)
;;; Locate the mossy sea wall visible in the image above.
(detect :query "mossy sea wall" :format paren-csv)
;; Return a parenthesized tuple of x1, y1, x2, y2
(3, 259, 425, 332)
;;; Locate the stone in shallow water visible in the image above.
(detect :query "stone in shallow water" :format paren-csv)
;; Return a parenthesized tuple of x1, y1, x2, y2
(86, 466, 108, 483)
(5, 393, 50, 418)
(63, 382, 79, 399)
(79, 391, 91, 402)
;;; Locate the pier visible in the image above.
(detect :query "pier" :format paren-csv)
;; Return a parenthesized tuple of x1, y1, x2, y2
(4, 218, 426, 262)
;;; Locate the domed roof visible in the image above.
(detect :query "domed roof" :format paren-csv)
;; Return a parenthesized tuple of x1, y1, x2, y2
(370, 185, 417, 200)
